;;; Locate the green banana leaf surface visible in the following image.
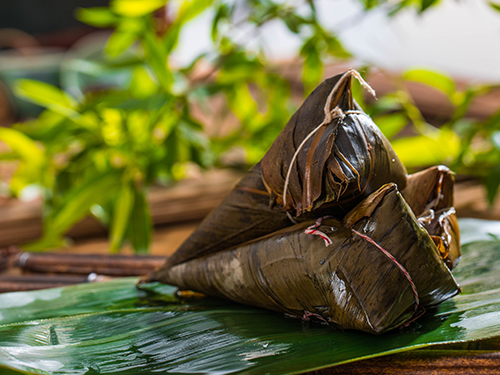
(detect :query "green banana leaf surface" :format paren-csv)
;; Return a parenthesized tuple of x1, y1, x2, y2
(1, 218, 500, 375)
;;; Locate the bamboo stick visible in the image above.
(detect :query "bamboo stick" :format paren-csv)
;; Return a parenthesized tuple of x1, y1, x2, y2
(0, 249, 167, 292)
(0, 246, 17, 272)
(0, 274, 91, 293)
(17, 252, 166, 276)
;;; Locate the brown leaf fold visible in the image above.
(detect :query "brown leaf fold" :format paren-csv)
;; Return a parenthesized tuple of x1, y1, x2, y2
(402, 165, 461, 270)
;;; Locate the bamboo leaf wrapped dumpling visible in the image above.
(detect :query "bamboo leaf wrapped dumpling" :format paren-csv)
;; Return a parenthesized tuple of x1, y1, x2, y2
(147, 184, 460, 334)
(164, 70, 408, 268)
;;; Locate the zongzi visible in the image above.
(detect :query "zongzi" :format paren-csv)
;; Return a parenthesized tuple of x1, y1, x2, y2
(164, 69, 407, 268)
(146, 184, 459, 334)
(142, 69, 461, 335)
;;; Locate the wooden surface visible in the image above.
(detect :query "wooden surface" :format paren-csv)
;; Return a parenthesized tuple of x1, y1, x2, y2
(310, 350, 500, 374)
(308, 337, 500, 374)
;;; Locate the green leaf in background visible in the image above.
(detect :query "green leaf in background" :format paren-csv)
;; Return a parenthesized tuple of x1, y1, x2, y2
(125, 188, 152, 254)
(105, 30, 138, 57)
(211, 3, 230, 41)
(283, 13, 305, 34)
(0, 127, 48, 195)
(142, 29, 173, 91)
(374, 113, 408, 140)
(391, 128, 460, 168)
(47, 172, 122, 236)
(75, 7, 118, 27)
(26, 171, 123, 250)
(110, 0, 167, 17)
(361, 0, 382, 11)
(403, 68, 456, 102)
(14, 80, 78, 116)
(323, 34, 351, 59)
(0, 127, 44, 167)
(489, 1, 500, 12)
(420, 0, 440, 12)
(109, 184, 135, 252)
(1, 219, 500, 374)
(300, 37, 323, 95)
(177, 0, 214, 24)
(105, 18, 145, 57)
(130, 66, 158, 98)
(226, 83, 259, 124)
(162, 0, 214, 55)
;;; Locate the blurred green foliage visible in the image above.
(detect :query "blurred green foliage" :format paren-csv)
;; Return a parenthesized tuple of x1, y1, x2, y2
(1, 0, 500, 252)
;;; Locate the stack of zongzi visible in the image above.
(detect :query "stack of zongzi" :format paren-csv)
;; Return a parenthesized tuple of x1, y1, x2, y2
(141, 69, 461, 334)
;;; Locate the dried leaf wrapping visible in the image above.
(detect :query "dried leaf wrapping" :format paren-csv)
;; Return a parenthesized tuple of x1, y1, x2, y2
(402, 165, 461, 270)
(402, 165, 454, 217)
(164, 70, 408, 267)
(152, 184, 459, 334)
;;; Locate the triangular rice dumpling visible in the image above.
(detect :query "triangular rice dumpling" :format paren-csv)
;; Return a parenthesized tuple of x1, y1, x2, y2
(164, 70, 407, 268)
(148, 184, 460, 334)
(142, 70, 462, 335)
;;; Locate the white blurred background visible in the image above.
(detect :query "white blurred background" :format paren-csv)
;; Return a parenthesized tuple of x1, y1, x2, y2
(176, 0, 500, 82)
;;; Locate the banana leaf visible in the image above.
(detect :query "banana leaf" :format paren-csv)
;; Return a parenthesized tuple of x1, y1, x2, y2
(1, 219, 500, 374)
(148, 183, 459, 334)
(166, 70, 407, 268)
